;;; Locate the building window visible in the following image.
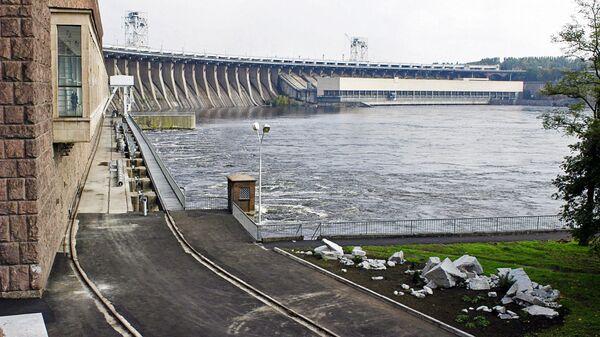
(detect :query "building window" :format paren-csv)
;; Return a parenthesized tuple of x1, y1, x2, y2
(57, 25, 83, 117)
(239, 187, 250, 201)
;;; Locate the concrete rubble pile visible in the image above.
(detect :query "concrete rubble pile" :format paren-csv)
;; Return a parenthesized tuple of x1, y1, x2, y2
(307, 242, 562, 320)
(313, 239, 344, 260)
(497, 268, 561, 319)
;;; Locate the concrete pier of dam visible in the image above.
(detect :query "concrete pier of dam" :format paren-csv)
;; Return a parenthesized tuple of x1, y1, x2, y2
(104, 45, 524, 112)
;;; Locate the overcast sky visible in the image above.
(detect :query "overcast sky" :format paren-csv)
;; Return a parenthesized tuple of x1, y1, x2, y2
(99, 0, 576, 64)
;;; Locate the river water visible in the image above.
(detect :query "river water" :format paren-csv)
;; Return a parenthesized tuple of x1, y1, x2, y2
(145, 105, 571, 225)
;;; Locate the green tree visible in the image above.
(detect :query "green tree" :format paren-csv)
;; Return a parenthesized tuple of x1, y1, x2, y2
(542, 0, 600, 245)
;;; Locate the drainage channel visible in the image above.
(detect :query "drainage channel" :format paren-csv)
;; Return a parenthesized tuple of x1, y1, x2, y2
(164, 211, 340, 337)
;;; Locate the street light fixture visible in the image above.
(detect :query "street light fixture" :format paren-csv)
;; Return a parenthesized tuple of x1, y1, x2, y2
(252, 122, 270, 226)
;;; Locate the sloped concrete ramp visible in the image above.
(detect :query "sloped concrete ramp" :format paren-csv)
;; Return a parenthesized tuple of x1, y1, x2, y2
(171, 210, 456, 337)
(76, 213, 317, 337)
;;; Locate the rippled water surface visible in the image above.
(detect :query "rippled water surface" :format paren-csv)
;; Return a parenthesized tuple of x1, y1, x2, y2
(145, 105, 571, 224)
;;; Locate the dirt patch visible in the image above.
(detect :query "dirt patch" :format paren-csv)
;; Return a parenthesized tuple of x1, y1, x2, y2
(297, 254, 565, 337)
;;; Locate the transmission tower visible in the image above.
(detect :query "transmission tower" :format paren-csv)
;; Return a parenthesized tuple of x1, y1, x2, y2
(123, 11, 148, 48)
(345, 34, 368, 61)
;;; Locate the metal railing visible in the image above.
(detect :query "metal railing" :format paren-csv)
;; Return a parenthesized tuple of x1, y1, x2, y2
(232, 203, 260, 241)
(254, 215, 566, 241)
(126, 115, 186, 209)
(185, 196, 229, 210)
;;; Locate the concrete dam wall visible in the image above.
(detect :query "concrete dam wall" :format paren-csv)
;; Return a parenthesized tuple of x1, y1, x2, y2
(104, 57, 322, 112)
(104, 46, 521, 112)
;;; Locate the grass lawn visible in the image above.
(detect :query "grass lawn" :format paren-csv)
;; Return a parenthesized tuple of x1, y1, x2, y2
(359, 240, 600, 337)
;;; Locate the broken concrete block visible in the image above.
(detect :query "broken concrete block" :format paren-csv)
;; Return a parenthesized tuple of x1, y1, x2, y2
(421, 257, 441, 274)
(388, 251, 405, 264)
(476, 306, 492, 313)
(515, 291, 537, 304)
(453, 255, 484, 274)
(351, 246, 366, 257)
(339, 256, 355, 266)
(322, 239, 344, 256)
(371, 276, 384, 281)
(467, 277, 491, 290)
(506, 268, 533, 296)
(386, 261, 396, 268)
(421, 281, 436, 290)
(493, 305, 506, 314)
(522, 305, 559, 319)
(358, 259, 387, 270)
(423, 258, 466, 288)
(401, 284, 410, 290)
(488, 292, 497, 298)
(423, 286, 433, 295)
(410, 290, 426, 298)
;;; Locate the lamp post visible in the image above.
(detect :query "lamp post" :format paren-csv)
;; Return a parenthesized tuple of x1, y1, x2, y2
(252, 122, 270, 226)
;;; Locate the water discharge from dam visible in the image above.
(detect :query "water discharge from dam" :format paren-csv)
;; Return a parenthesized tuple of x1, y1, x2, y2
(145, 105, 571, 225)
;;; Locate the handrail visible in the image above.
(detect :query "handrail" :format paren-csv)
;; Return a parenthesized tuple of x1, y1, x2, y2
(186, 196, 228, 210)
(125, 115, 186, 209)
(255, 215, 566, 241)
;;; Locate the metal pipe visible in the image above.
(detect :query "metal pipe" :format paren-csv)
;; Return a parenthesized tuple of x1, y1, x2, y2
(116, 159, 124, 187)
(142, 195, 148, 216)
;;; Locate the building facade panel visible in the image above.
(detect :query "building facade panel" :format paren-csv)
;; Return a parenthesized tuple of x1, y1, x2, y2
(0, 0, 107, 298)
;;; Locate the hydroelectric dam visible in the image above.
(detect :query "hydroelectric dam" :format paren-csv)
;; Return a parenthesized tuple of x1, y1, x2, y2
(103, 45, 524, 111)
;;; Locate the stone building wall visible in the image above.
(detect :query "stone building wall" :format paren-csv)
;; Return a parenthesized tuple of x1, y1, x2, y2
(0, 0, 105, 298)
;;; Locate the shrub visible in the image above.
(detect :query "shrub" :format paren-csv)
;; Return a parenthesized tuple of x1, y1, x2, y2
(591, 236, 600, 258)
(455, 314, 469, 323)
(352, 255, 364, 264)
(497, 273, 516, 292)
(271, 95, 290, 107)
(461, 295, 484, 304)
(473, 316, 490, 328)
(411, 271, 425, 287)
(465, 322, 477, 329)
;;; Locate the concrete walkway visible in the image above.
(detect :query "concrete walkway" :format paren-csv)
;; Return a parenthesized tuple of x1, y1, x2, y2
(265, 231, 571, 250)
(75, 212, 318, 337)
(171, 210, 456, 337)
(79, 118, 130, 214)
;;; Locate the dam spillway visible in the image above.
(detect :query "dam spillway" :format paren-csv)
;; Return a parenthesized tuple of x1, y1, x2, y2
(103, 45, 522, 112)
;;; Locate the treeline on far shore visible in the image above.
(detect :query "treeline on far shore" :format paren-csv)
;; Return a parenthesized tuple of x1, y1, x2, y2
(471, 56, 586, 82)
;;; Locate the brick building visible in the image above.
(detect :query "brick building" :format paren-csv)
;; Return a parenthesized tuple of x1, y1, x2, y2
(0, 0, 108, 298)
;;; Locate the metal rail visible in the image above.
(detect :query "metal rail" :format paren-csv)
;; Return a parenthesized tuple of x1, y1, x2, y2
(256, 214, 566, 241)
(104, 45, 522, 75)
(125, 115, 186, 210)
(185, 196, 228, 210)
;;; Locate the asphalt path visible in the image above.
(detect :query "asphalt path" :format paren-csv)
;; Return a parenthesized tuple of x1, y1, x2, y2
(76, 212, 317, 337)
(0, 255, 120, 337)
(172, 210, 456, 337)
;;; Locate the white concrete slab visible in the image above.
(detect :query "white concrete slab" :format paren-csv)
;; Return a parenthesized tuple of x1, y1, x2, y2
(0, 313, 48, 337)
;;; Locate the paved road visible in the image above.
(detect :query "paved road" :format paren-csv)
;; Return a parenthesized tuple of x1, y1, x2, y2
(0, 255, 120, 337)
(172, 210, 456, 337)
(76, 212, 317, 337)
(265, 231, 571, 249)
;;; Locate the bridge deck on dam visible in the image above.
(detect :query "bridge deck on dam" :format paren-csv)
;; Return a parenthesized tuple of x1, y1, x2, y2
(126, 115, 185, 211)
